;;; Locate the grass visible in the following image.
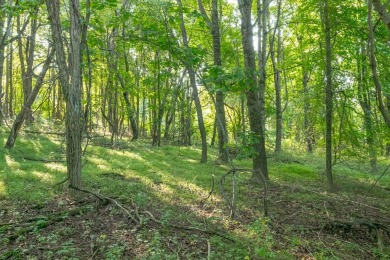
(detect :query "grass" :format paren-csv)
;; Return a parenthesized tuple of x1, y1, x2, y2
(1, 126, 390, 259)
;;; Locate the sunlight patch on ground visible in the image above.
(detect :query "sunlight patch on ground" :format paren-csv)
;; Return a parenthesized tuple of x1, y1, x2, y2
(88, 157, 109, 170)
(183, 158, 197, 164)
(32, 171, 54, 183)
(0, 181, 6, 197)
(46, 163, 66, 173)
(5, 155, 20, 168)
(122, 152, 145, 161)
(106, 149, 146, 161)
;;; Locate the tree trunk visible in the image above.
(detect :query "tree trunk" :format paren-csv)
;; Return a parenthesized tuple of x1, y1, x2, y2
(46, 0, 83, 195)
(197, 0, 228, 162)
(372, 0, 390, 32)
(239, 0, 269, 181)
(17, 11, 38, 125)
(303, 70, 314, 153)
(270, 24, 283, 153)
(368, 0, 390, 129)
(0, 0, 6, 125)
(177, 0, 207, 163)
(323, 0, 334, 192)
(5, 49, 54, 148)
(357, 42, 377, 172)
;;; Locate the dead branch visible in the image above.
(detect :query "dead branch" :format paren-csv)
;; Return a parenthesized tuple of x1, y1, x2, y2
(69, 185, 235, 241)
(22, 156, 65, 163)
(3, 204, 93, 241)
(219, 168, 269, 219)
(24, 130, 65, 135)
(200, 174, 215, 205)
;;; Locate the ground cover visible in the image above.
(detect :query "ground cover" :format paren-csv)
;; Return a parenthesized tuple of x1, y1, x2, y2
(1, 127, 390, 259)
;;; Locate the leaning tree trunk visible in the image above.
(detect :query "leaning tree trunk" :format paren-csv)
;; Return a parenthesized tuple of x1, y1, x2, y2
(177, 0, 207, 163)
(17, 11, 38, 125)
(198, 0, 229, 162)
(5, 49, 54, 148)
(368, 0, 390, 129)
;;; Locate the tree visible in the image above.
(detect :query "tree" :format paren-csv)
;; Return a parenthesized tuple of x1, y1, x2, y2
(198, 0, 229, 163)
(16, 6, 39, 125)
(323, 0, 334, 192)
(46, 0, 83, 195)
(372, 0, 390, 31)
(238, 0, 268, 181)
(177, 0, 208, 163)
(4, 49, 54, 148)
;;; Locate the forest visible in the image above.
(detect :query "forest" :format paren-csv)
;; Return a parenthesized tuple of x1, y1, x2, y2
(1, 0, 390, 259)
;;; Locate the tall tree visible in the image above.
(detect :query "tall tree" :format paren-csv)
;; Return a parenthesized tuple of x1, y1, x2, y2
(323, 0, 334, 192)
(269, 0, 283, 153)
(46, 0, 83, 195)
(238, 0, 269, 181)
(177, 0, 208, 163)
(198, 0, 229, 163)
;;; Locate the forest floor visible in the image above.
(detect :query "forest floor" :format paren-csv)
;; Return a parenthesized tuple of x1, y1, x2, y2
(1, 126, 390, 259)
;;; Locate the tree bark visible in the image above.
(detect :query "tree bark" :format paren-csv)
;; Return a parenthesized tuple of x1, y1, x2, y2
(46, 0, 83, 195)
(372, 0, 390, 32)
(368, 0, 390, 129)
(238, 0, 269, 181)
(270, 20, 283, 153)
(198, 0, 229, 162)
(5, 49, 54, 148)
(17, 10, 38, 125)
(177, 0, 207, 163)
(324, 0, 334, 192)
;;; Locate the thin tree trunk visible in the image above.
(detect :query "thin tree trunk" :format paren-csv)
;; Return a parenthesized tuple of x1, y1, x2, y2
(303, 70, 313, 153)
(177, 0, 207, 163)
(270, 25, 283, 153)
(17, 10, 38, 125)
(324, 0, 334, 192)
(372, 0, 390, 32)
(357, 42, 377, 172)
(5, 49, 54, 148)
(198, 0, 228, 162)
(368, 0, 390, 129)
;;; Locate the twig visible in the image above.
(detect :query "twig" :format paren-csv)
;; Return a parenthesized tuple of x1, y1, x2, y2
(53, 177, 68, 186)
(207, 239, 211, 260)
(200, 174, 215, 204)
(69, 185, 140, 226)
(142, 210, 235, 242)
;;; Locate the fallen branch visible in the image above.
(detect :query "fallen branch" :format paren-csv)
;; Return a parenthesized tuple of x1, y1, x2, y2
(292, 219, 390, 239)
(24, 130, 65, 135)
(69, 185, 236, 242)
(200, 174, 215, 205)
(142, 210, 235, 242)
(2, 204, 93, 241)
(69, 185, 140, 226)
(370, 162, 390, 191)
(22, 156, 65, 163)
(219, 168, 269, 219)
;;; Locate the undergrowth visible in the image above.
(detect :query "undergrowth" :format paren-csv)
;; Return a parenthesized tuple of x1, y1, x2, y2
(1, 126, 389, 259)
